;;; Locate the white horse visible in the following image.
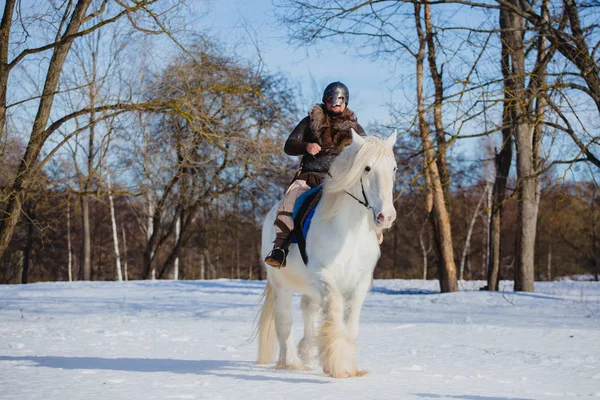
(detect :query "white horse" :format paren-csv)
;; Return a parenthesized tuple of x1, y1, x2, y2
(256, 129, 397, 378)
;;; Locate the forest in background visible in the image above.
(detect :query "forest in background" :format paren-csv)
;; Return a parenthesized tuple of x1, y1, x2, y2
(1, 175, 597, 284)
(0, 0, 598, 290)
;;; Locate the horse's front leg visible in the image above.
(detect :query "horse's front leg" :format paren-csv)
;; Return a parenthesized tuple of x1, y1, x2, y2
(344, 275, 373, 341)
(317, 270, 367, 378)
(273, 286, 310, 371)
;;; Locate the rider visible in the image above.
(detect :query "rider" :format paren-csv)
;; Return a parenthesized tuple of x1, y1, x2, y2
(264, 81, 366, 268)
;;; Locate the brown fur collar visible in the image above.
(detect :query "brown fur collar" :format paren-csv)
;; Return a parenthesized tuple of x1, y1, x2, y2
(309, 104, 359, 151)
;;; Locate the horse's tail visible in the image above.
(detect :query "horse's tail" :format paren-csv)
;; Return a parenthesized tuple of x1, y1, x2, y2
(256, 279, 277, 364)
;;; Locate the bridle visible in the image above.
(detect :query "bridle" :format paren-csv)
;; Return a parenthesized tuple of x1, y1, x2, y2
(343, 177, 373, 212)
(324, 169, 377, 219)
(309, 153, 377, 218)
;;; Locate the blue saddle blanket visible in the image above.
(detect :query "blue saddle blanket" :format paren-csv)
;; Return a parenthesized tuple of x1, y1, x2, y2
(291, 185, 322, 244)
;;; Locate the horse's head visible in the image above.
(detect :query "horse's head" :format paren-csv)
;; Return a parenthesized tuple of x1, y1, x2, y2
(325, 129, 397, 229)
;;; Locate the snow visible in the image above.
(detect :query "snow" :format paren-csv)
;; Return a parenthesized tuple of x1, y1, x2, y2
(1, 279, 599, 400)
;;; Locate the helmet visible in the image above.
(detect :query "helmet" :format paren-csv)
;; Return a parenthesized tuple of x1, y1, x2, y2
(322, 81, 349, 106)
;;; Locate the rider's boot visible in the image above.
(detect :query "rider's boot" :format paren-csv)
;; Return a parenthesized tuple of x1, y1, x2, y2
(265, 244, 289, 268)
(265, 214, 291, 268)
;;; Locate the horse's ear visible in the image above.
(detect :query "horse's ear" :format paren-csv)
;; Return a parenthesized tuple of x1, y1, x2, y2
(385, 130, 397, 148)
(351, 128, 365, 148)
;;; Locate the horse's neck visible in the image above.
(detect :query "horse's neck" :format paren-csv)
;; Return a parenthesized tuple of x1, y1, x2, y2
(319, 190, 375, 234)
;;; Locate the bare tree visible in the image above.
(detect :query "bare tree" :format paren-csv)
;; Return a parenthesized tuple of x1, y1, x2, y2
(487, 6, 516, 291)
(137, 42, 299, 279)
(498, 0, 554, 292)
(415, 1, 458, 292)
(0, 0, 189, 263)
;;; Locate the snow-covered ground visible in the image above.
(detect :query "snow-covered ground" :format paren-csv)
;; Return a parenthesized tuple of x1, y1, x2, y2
(1, 279, 599, 400)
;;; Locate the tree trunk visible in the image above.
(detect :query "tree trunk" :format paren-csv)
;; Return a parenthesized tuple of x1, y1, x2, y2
(249, 257, 253, 280)
(466, 255, 472, 280)
(593, 188, 598, 281)
(509, 0, 550, 293)
(484, 180, 492, 279)
(80, 193, 91, 280)
(200, 252, 206, 280)
(510, 2, 537, 293)
(236, 228, 240, 280)
(204, 249, 217, 279)
(460, 187, 488, 280)
(393, 215, 398, 276)
(67, 195, 73, 282)
(216, 199, 221, 279)
(157, 200, 204, 279)
(0, 0, 92, 261)
(488, 3, 516, 292)
(107, 174, 123, 281)
(547, 246, 552, 281)
(419, 225, 428, 280)
(173, 215, 180, 280)
(145, 192, 155, 279)
(121, 224, 128, 281)
(255, 227, 263, 280)
(424, 1, 451, 214)
(21, 204, 35, 284)
(0, 0, 16, 144)
(143, 171, 182, 279)
(487, 203, 502, 291)
(415, 3, 458, 293)
(235, 192, 240, 280)
(513, 104, 536, 289)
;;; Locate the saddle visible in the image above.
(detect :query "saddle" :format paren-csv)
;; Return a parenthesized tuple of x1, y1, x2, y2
(289, 185, 323, 264)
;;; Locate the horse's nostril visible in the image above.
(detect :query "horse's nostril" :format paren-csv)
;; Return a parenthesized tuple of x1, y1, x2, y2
(377, 213, 385, 222)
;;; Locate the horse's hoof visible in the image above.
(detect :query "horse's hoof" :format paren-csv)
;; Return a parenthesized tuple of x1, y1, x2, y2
(322, 366, 368, 378)
(322, 366, 345, 378)
(323, 366, 348, 378)
(275, 362, 311, 371)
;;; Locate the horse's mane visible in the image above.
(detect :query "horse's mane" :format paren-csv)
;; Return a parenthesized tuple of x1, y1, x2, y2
(320, 135, 395, 221)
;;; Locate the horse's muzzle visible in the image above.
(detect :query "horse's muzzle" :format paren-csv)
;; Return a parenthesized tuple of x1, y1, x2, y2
(375, 209, 396, 229)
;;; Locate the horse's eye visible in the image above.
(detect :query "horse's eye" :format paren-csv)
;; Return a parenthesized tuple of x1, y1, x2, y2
(365, 166, 371, 172)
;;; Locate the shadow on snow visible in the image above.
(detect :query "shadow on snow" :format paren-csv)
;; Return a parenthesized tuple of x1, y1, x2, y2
(370, 287, 439, 296)
(0, 355, 327, 384)
(414, 393, 534, 400)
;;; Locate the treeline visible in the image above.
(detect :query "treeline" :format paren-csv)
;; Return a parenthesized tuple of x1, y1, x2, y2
(380, 179, 599, 281)
(1, 174, 597, 283)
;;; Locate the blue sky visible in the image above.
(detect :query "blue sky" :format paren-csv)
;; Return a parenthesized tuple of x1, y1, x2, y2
(203, 0, 400, 127)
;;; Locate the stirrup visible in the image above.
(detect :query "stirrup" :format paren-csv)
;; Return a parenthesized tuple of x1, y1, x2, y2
(265, 247, 288, 268)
